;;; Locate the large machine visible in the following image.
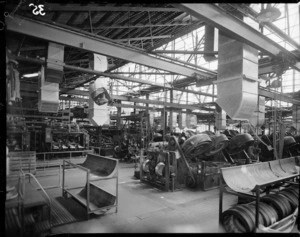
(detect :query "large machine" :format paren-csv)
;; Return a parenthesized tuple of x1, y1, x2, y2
(138, 129, 279, 191)
(139, 132, 245, 191)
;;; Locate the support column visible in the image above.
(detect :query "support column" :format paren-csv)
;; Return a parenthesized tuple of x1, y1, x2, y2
(146, 94, 149, 114)
(215, 104, 226, 132)
(169, 89, 175, 130)
(117, 106, 122, 130)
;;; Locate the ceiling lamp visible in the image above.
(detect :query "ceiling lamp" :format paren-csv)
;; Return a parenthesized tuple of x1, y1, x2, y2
(256, 4, 281, 23)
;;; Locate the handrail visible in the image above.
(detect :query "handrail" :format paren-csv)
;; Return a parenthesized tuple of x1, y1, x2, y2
(36, 150, 93, 155)
(21, 172, 52, 205)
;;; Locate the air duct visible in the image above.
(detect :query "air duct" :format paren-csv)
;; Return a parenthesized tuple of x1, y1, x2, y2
(249, 96, 265, 127)
(45, 43, 64, 83)
(38, 43, 64, 113)
(216, 32, 259, 120)
(204, 25, 217, 62)
(88, 54, 110, 126)
(38, 65, 59, 113)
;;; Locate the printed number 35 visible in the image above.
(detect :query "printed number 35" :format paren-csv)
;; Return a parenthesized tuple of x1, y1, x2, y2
(29, 3, 45, 16)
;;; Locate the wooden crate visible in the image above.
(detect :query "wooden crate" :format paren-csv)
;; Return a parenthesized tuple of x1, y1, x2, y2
(8, 151, 36, 176)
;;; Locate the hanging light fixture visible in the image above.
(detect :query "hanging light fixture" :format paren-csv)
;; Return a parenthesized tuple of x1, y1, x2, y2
(257, 4, 281, 23)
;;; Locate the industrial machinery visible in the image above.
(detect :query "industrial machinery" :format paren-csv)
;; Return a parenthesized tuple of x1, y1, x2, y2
(179, 133, 232, 189)
(222, 133, 256, 165)
(140, 148, 178, 191)
(139, 133, 232, 191)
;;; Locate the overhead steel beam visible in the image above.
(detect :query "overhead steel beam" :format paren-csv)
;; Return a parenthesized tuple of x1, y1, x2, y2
(154, 53, 217, 76)
(44, 4, 183, 12)
(58, 89, 214, 111)
(9, 4, 182, 13)
(106, 21, 206, 72)
(154, 50, 218, 55)
(111, 95, 214, 111)
(258, 88, 300, 105)
(20, 82, 214, 110)
(111, 72, 176, 75)
(240, 4, 300, 51)
(83, 23, 193, 30)
(113, 103, 214, 116)
(63, 64, 216, 97)
(114, 35, 172, 41)
(6, 15, 213, 78)
(13, 55, 216, 97)
(176, 4, 300, 71)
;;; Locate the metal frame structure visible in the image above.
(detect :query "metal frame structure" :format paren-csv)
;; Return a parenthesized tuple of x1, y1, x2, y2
(62, 157, 118, 220)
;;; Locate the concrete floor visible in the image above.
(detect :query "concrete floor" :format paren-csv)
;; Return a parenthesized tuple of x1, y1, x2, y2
(34, 159, 238, 234)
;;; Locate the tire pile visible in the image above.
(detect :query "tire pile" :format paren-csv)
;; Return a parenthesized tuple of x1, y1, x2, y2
(221, 185, 299, 233)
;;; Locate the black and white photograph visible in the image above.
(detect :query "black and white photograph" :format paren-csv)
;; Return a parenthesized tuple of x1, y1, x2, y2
(2, 1, 300, 235)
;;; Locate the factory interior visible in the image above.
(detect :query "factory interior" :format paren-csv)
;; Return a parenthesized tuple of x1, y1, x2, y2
(4, 2, 300, 235)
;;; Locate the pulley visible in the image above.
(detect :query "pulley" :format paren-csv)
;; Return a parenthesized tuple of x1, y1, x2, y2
(142, 160, 150, 173)
(155, 162, 165, 176)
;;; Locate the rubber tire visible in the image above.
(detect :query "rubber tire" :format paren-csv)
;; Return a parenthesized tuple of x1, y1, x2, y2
(241, 204, 264, 226)
(259, 202, 279, 225)
(285, 187, 299, 198)
(278, 191, 298, 210)
(232, 215, 247, 233)
(224, 215, 237, 233)
(248, 202, 271, 227)
(261, 194, 292, 220)
(222, 206, 255, 232)
(222, 213, 243, 233)
(288, 185, 299, 194)
(275, 194, 293, 216)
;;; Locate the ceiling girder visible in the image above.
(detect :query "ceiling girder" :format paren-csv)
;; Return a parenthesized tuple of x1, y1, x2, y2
(153, 50, 218, 55)
(84, 23, 193, 30)
(176, 4, 300, 71)
(6, 15, 213, 78)
(239, 4, 300, 51)
(14, 54, 216, 97)
(44, 4, 182, 12)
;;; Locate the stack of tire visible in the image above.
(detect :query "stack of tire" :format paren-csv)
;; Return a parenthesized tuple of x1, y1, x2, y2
(221, 185, 299, 233)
